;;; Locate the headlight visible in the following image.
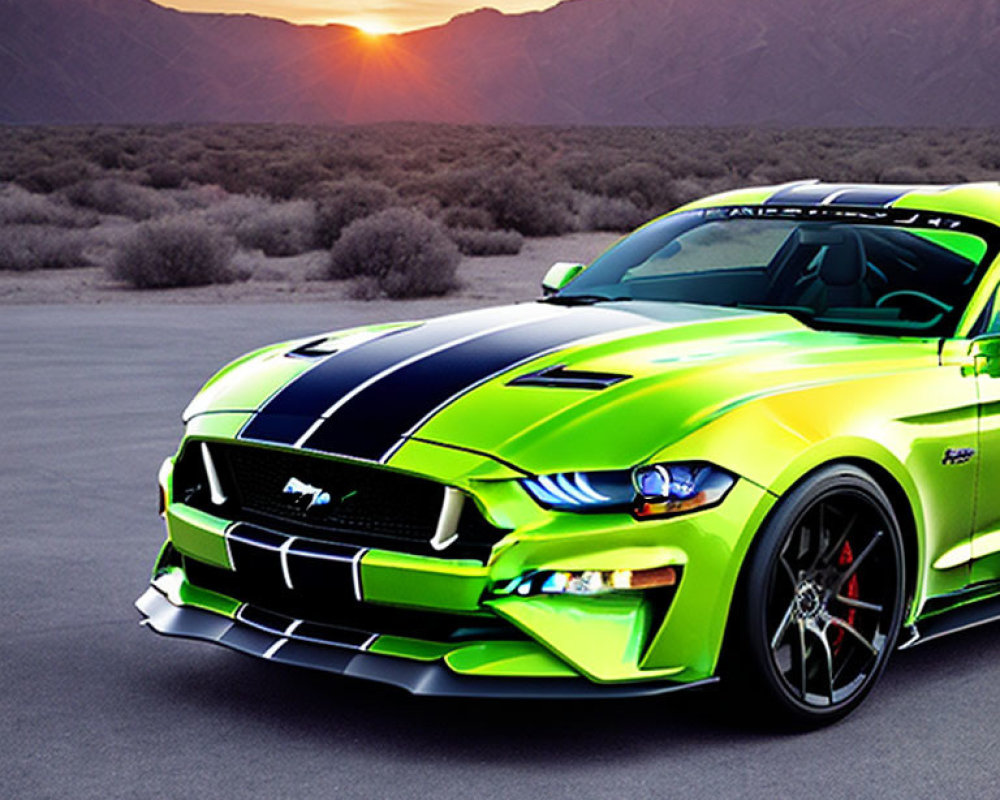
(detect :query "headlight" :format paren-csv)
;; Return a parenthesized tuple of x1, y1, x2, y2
(521, 462, 735, 518)
(631, 463, 735, 518)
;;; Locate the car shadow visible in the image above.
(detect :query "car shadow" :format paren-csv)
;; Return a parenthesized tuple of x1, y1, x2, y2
(137, 618, 1000, 761)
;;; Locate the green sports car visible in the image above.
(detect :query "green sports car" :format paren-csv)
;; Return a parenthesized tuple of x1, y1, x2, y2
(138, 181, 1000, 724)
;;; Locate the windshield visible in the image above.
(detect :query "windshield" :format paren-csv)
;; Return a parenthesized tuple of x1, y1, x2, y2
(556, 207, 998, 337)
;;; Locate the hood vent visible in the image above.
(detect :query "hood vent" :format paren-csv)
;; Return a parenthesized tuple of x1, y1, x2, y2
(507, 365, 631, 390)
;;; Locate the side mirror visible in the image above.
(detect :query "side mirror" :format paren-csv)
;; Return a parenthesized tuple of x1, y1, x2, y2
(541, 262, 585, 296)
(970, 333, 1000, 378)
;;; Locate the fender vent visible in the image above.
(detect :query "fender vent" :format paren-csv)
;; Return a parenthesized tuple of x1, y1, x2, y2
(507, 365, 630, 390)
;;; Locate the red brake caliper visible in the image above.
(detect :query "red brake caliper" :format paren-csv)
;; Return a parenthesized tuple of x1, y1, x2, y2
(831, 541, 859, 653)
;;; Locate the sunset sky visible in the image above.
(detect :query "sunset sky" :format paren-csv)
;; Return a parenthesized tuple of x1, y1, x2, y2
(154, 1, 562, 33)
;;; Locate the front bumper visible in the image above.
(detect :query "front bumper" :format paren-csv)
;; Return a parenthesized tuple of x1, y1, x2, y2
(149, 427, 777, 688)
(136, 585, 717, 699)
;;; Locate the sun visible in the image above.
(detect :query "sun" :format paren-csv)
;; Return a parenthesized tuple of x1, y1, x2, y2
(354, 19, 390, 36)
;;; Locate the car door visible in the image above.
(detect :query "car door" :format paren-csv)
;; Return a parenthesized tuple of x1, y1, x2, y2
(972, 328, 1000, 585)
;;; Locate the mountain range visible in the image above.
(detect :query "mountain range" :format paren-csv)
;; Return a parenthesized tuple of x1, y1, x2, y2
(1, 0, 998, 125)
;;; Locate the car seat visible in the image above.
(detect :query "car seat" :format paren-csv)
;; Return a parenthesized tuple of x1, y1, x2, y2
(786, 228, 871, 313)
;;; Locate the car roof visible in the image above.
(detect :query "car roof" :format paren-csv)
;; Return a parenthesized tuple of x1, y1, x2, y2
(679, 181, 1000, 227)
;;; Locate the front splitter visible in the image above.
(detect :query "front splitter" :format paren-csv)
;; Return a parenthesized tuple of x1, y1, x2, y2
(136, 587, 718, 699)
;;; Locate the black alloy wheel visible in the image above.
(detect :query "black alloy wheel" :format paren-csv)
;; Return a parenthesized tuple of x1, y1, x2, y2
(729, 464, 906, 726)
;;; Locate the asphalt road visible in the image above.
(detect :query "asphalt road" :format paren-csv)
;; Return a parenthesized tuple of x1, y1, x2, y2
(3, 302, 999, 800)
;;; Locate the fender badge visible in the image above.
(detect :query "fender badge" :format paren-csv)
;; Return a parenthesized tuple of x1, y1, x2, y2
(942, 448, 975, 466)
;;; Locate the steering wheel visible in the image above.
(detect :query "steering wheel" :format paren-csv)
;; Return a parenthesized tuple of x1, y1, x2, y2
(876, 290, 953, 314)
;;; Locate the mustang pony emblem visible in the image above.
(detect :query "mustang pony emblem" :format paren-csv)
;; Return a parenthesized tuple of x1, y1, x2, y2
(282, 477, 331, 509)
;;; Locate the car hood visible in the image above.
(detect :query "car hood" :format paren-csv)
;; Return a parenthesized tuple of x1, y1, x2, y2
(190, 301, 933, 473)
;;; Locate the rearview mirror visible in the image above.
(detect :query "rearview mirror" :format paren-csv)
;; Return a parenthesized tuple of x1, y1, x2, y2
(970, 333, 1000, 378)
(541, 262, 585, 295)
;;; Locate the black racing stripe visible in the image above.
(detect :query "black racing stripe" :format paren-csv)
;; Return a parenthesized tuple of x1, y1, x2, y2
(238, 413, 314, 445)
(828, 186, 915, 207)
(240, 306, 551, 445)
(764, 183, 839, 205)
(764, 184, 918, 208)
(301, 308, 646, 461)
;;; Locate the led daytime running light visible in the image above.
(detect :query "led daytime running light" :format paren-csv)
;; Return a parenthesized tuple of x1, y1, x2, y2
(502, 566, 679, 597)
(522, 472, 622, 509)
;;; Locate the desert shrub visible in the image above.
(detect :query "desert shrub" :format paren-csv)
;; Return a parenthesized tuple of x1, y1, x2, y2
(169, 184, 230, 211)
(109, 217, 236, 288)
(597, 162, 675, 212)
(0, 184, 97, 227)
(200, 193, 267, 227)
(0, 225, 90, 271)
(554, 151, 626, 192)
(440, 205, 494, 230)
(409, 194, 443, 221)
(674, 154, 728, 180)
(81, 133, 126, 169)
(64, 178, 178, 220)
(467, 167, 575, 236)
(578, 194, 647, 231)
(313, 179, 398, 248)
(722, 134, 786, 178)
(398, 169, 481, 208)
(233, 200, 317, 256)
(188, 150, 260, 194)
(0, 148, 52, 184)
(204, 194, 318, 256)
(314, 147, 380, 176)
(448, 227, 523, 256)
(145, 161, 186, 189)
(6, 124, 1000, 242)
(18, 159, 98, 194)
(979, 141, 1000, 171)
(838, 150, 890, 182)
(345, 275, 382, 300)
(747, 161, 812, 184)
(250, 157, 333, 200)
(670, 178, 710, 205)
(328, 208, 459, 299)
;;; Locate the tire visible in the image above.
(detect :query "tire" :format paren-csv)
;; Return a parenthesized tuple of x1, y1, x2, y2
(725, 463, 906, 727)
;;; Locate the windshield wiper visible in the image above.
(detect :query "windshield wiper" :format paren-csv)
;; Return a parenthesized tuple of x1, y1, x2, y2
(540, 294, 632, 306)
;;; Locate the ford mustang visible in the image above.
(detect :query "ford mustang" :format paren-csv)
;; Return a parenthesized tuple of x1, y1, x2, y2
(138, 181, 1000, 724)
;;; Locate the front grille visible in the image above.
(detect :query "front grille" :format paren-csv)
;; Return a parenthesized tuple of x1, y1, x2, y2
(174, 440, 507, 562)
(231, 444, 442, 537)
(183, 554, 518, 643)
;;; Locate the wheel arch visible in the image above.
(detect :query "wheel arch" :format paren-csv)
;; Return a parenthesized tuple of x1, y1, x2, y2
(838, 457, 920, 620)
(720, 455, 922, 669)
(761, 436, 927, 619)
